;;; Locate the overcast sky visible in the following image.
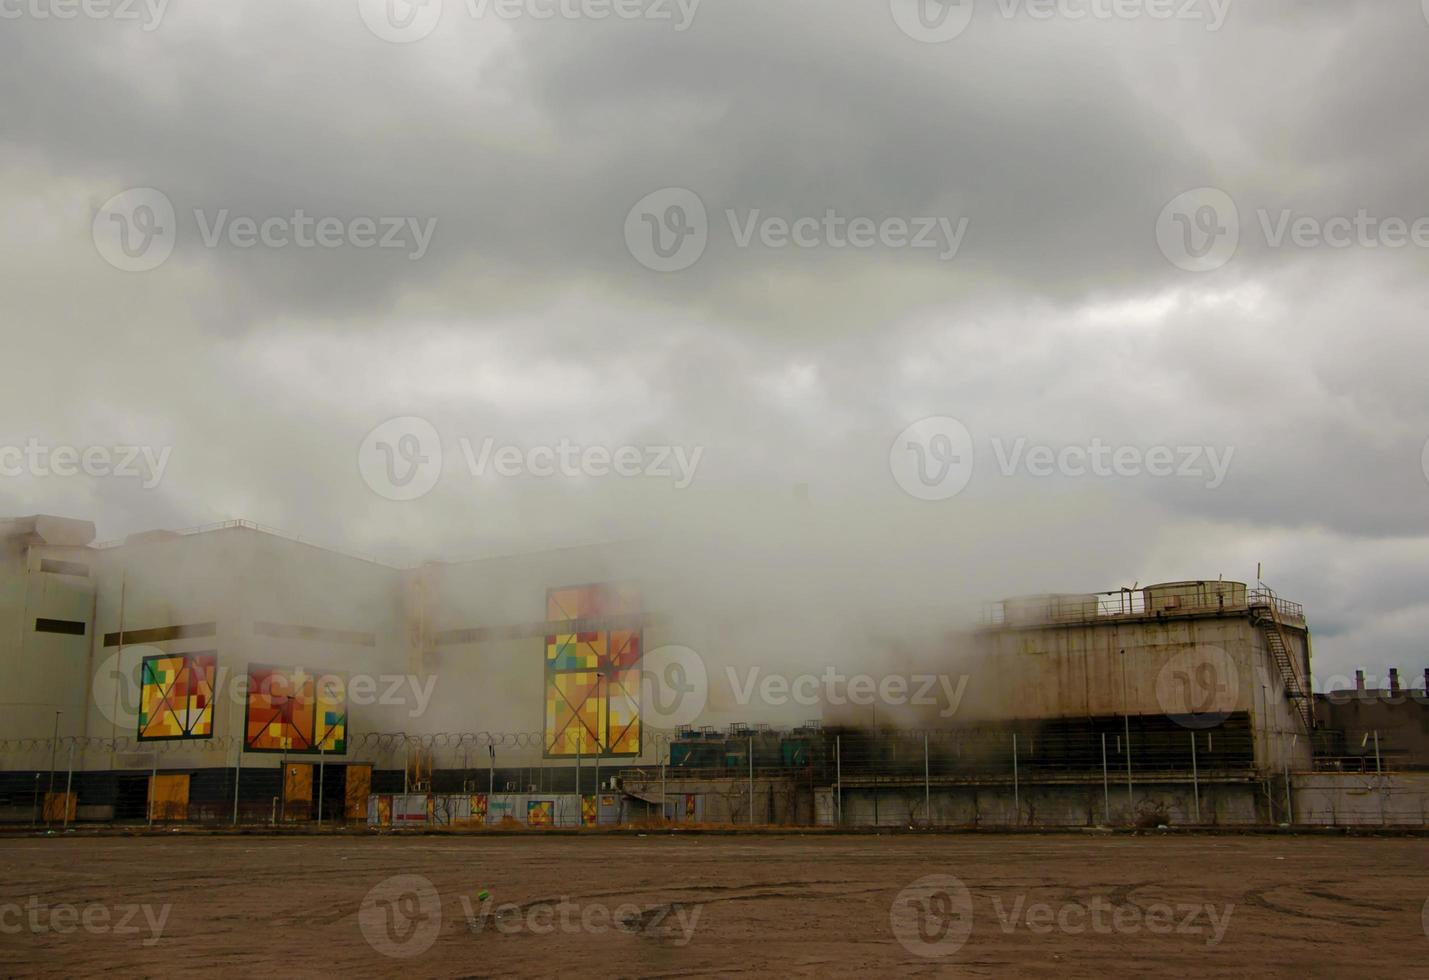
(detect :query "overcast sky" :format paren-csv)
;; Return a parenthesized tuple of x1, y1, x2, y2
(1, 0, 1427, 686)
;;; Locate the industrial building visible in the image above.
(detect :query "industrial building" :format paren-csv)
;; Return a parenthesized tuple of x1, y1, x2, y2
(1, 514, 1425, 828)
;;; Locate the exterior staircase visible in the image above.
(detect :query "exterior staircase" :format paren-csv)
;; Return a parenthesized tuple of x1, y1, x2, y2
(1250, 589, 1313, 732)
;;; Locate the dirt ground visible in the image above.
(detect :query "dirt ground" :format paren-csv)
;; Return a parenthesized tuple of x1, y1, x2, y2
(0, 832, 1425, 978)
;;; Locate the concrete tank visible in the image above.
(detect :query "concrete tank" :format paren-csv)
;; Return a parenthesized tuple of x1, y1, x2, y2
(1143, 580, 1246, 615)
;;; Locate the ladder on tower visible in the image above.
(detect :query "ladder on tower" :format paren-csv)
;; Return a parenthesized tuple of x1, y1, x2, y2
(1252, 594, 1313, 732)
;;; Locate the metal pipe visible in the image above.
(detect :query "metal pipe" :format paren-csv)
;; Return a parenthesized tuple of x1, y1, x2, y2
(1190, 731, 1200, 823)
(835, 735, 842, 826)
(748, 735, 754, 826)
(148, 754, 157, 828)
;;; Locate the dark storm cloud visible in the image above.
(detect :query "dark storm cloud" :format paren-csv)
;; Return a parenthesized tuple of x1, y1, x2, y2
(0, 0, 1426, 684)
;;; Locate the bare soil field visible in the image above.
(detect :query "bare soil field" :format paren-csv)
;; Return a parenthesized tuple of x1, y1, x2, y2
(0, 832, 1425, 978)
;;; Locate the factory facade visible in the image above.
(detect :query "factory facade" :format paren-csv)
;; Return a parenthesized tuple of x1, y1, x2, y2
(1, 514, 1424, 827)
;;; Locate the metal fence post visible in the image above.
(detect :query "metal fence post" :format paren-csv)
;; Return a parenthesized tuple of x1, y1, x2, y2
(748, 735, 754, 826)
(1101, 732, 1110, 825)
(1373, 730, 1385, 825)
(1190, 731, 1200, 824)
(233, 745, 242, 826)
(923, 732, 930, 827)
(317, 743, 326, 827)
(1284, 732, 1295, 825)
(1012, 733, 1019, 827)
(835, 735, 842, 826)
(63, 742, 74, 830)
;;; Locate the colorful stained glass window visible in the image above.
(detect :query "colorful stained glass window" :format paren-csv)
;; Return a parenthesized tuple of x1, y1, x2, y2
(137, 653, 216, 740)
(543, 584, 642, 758)
(244, 664, 347, 754)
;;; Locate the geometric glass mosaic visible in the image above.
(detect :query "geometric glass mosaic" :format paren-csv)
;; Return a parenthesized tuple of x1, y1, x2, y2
(244, 664, 347, 754)
(543, 584, 642, 758)
(137, 652, 216, 741)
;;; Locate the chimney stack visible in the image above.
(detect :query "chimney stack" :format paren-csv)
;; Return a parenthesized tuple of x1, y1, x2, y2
(1388, 667, 1400, 694)
(1354, 669, 1365, 692)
